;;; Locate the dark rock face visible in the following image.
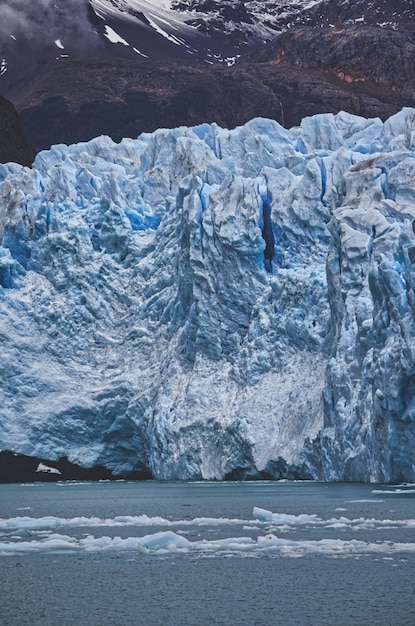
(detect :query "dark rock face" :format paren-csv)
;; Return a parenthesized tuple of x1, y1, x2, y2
(17, 61, 284, 152)
(247, 25, 415, 127)
(0, 96, 35, 166)
(254, 26, 415, 95)
(0, 451, 152, 483)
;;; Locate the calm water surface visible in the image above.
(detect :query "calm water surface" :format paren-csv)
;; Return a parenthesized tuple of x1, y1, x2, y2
(0, 480, 414, 625)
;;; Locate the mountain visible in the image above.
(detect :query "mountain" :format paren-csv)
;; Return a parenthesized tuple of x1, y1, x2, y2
(1, 109, 415, 483)
(0, 0, 254, 92)
(0, 0, 414, 156)
(2, 0, 413, 93)
(13, 51, 411, 155)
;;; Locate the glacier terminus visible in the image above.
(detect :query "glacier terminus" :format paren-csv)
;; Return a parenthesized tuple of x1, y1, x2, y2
(1, 109, 415, 483)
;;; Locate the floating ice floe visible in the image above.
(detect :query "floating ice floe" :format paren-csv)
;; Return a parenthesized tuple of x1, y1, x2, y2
(1, 504, 415, 557)
(1, 531, 415, 558)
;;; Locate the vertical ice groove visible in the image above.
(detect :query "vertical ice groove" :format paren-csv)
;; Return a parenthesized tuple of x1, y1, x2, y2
(318, 157, 327, 203)
(256, 178, 275, 273)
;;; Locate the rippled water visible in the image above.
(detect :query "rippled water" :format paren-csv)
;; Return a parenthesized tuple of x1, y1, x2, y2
(1, 481, 414, 625)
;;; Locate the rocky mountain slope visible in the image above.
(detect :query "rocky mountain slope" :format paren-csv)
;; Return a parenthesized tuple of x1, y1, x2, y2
(9, 23, 415, 153)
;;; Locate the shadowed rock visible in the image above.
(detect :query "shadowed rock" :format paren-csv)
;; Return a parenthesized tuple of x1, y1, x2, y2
(0, 96, 35, 166)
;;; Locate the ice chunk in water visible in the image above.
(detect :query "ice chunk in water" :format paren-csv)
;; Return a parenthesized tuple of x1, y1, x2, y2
(139, 530, 191, 551)
(253, 507, 274, 522)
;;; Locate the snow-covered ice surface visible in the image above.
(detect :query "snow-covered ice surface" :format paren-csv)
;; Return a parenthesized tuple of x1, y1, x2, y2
(1, 109, 415, 482)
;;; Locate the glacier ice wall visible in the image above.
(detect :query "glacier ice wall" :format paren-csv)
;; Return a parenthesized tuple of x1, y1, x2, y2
(1, 109, 415, 482)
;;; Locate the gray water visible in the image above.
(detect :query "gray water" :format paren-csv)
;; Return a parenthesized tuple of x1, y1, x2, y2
(1, 480, 414, 625)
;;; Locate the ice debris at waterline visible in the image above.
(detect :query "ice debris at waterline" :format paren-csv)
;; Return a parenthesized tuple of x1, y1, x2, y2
(2, 507, 415, 558)
(1, 109, 415, 482)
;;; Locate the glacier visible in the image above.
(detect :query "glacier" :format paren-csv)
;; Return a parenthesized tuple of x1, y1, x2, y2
(1, 108, 415, 482)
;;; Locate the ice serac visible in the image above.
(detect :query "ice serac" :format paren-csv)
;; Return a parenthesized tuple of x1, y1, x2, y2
(322, 109, 415, 482)
(0, 110, 415, 482)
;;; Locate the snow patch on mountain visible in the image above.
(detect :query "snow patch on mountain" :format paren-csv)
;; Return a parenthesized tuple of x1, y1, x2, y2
(90, 0, 324, 51)
(171, 0, 323, 41)
(1, 109, 415, 482)
(103, 25, 131, 46)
